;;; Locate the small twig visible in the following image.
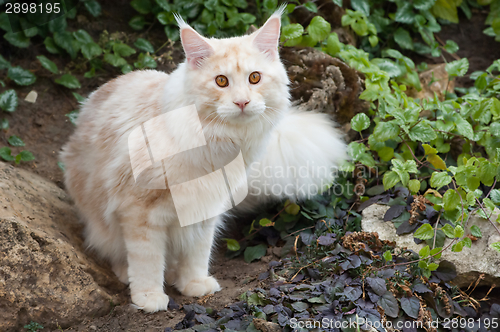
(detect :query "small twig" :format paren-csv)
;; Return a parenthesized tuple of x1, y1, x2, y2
(432, 212, 442, 250)
(475, 198, 500, 237)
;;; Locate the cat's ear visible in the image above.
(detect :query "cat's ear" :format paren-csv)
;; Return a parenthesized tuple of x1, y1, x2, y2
(252, 6, 285, 59)
(175, 14, 214, 69)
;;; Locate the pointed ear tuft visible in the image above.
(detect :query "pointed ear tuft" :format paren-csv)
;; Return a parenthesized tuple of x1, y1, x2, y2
(176, 15, 214, 69)
(252, 7, 284, 59)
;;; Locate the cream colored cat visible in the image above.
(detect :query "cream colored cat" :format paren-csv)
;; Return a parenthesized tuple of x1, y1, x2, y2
(61, 9, 346, 312)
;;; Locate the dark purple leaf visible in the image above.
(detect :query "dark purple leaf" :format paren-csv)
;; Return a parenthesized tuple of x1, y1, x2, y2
(269, 260, 282, 267)
(291, 274, 304, 282)
(223, 319, 242, 330)
(402, 325, 417, 332)
(412, 283, 432, 294)
(258, 271, 269, 280)
(269, 288, 280, 297)
(342, 286, 362, 301)
(195, 314, 215, 324)
(167, 297, 179, 310)
(433, 261, 457, 282)
(300, 230, 316, 245)
(348, 255, 361, 268)
(377, 292, 399, 318)
(367, 277, 387, 296)
(453, 301, 467, 317)
(263, 304, 275, 314)
(378, 269, 395, 279)
(318, 235, 335, 246)
(384, 205, 406, 221)
(291, 301, 309, 312)
(400, 296, 420, 319)
(365, 185, 386, 196)
(396, 220, 419, 235)
(356, 298, 374, 309)
(368, 291, 380, 303)
(490, 303, 500, 317)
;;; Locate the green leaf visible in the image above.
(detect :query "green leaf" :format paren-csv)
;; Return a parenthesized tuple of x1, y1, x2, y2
(303, 2, 318, 12)
(1, 119, 8, 129)
(427, 263, 439, 271)
(445, 58, 469, 77)
(223, 238, 240, 251)
(134, 53, 157, 69)
(351, 113, 370, 132)
(0, 55, 10, 70)
(84, 0, 102, 17)
(443, 189, 461, 211)
(4, 32, 30, 48)
(113, 43, 136, 57)
(8, 135, 25, 147)
(490, 242, 500, 253)
(259, 218, 273, 227)
(351, 0, 370, 16)
(244, 244, 267, 263)
(470, 225, 482, 238)
(285, 202, 300, 215)
(373, 121, 400, 141)
(104, 53, 128, 67)
(442, 224, 455, 238)
(121, 64, 133, 74)
(66, 110, 79, 125)
(409, 179, 420, 193)
(282, 23, 304, 40)
(36, 55, 58, 74)
(54, 31, 77, 59)
(378, 146, 394, 162)
(414, 223, 434, 240)
(8, 66, 36, 86)
(263, 0, 278, 10)
(454, 225, 464, 238)
(491, 122, 500, 138)
(394, 28, 413, 50)
(490, 189, 500, 205)
(48, 16, 67, 34)
(383, 250, 393, 262)
(44, 37, 60, 54)
(431, 0, 460, 23)
(430, 172, 452, 189)
(383, 171, 400, 190)
(427, 154, 447, 170)
(454, 114, 474, 140)
(72, 93, 86, 103)
(134, 38, 155, 53)
(73, 30, 93, 44)
(394, 2, 415, 24)
(419, 245, 431, 258)
(430, 247, 442, 259)
(18, 150, 34, 162)
(461, 237, 472, 248)
(452, 241, 463, 252)
(369, 35, 379, 47)
(414, 0, 437, 11)
(443, 40, 459, 54)
(55, 74, 81, 89)
(129, 16, 148, 30)
(81, 42, 102, 60)
(0, 90, 18, 113)
(131, 0, 152, 14)
(408, 122, 437, 142)
(306, 16, 331, 43)
(0, 147, 14, 161)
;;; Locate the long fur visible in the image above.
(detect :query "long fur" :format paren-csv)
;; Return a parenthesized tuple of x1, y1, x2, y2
(60, 10, 346, 313)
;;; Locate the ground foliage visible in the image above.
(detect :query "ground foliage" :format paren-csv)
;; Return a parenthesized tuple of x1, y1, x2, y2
(1, 0, 500, 331)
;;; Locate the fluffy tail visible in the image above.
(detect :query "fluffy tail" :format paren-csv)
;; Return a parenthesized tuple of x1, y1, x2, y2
(240, 109, 347, 210)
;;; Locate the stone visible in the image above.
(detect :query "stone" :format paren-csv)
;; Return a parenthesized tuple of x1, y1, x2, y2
(361, 204, 500, 288)
(0, 162, 125, 332)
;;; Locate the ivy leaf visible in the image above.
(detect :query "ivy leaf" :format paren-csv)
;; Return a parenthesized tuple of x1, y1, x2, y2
(134, 38, 155, 53)
(281, 23, 304, 40)
(400, 296, 420, 319)
(44, 37, 60, 54)
(445, 58, 469, 77)
(4, 31, 30, 48)
(8, 66, 36, 86)
(351, 0, 370, 16)
(443, 189, 461, 211)
(105, 53, 128, 67)
(18, 150, 34, 162)
(430, 172, 452, 189)
(408, 122, 437, 142)
(414, 224, 434, 240)
(454, 225, 464, 238)
(453, 114, 474, 140)
(223, 238, 240, 251)
(134, 53, 157, 69)
(303, 2, 318, 13)
(8, 135, 25, 147)
(373, 121, 399, 141)
(394, 2, 414, 24)
(244, 244, 267, 263)
(442, 224, 455, 238)
(131, 0, 152, 14)
(36, 55, 58, 74)
(113, 43, 136, 57)
(55, 74, 81, 89)
(351, 113, 370, 132)
(0, 89, 18, 112)
(0, 147, 14, 161)
(378, 292, 399, 318)
(129, 16, 148, 30)
(383, 171, 400, 190)
(394, 28, 413, 50)
(306, 16, 331, 43)
(73, 30, 93, 44)
(470, 225, 482, 238)
(81, 42, 102, 60)
(84, 0, 102, 17)
(54, 31, 77, 59)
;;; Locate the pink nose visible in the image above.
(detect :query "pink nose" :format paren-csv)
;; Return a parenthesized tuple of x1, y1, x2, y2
(234, 100, 250, 111)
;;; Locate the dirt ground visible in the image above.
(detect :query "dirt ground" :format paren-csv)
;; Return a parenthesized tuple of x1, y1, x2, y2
(1, 2, 500, 331)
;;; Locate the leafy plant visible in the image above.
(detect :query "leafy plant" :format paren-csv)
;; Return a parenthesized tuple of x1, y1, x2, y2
(24, 321, 44, 332)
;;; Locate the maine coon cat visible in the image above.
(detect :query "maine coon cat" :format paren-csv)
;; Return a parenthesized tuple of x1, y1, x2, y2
(61, 9, 346, 312)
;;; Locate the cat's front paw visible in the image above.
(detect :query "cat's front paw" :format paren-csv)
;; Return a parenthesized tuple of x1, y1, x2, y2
(180, 276, 221, 297)
(131, 291, 169, 312)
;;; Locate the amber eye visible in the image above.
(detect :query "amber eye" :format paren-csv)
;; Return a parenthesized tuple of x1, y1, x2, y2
(249, 71, 261, 84)
(215, 75, 229, 87)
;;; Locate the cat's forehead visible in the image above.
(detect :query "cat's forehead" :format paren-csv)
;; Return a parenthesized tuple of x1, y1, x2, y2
(206, 36, 264, 74)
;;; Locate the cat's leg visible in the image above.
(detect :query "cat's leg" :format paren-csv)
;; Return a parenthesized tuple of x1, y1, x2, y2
(121, 213, 169, 312)
(168, 217, 221, 297)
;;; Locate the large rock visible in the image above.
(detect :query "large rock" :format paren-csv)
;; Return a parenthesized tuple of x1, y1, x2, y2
(0, 162, 124, 331)
(361, 204, 500, 288)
